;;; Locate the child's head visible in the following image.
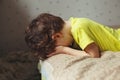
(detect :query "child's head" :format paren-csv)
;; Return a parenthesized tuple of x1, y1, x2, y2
(25, 13, 65, 59)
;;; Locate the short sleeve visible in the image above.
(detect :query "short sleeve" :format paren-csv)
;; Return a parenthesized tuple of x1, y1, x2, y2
(78, 29, 94, 50)
(70, 17, 95, 50)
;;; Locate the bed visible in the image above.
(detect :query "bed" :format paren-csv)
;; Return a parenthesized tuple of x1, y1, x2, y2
(39, 51, 120, 80)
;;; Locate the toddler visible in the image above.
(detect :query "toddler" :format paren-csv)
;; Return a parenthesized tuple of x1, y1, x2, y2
(25, 13, 120, 60)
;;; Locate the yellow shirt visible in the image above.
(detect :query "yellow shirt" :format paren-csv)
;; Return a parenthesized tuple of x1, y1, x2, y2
(70, 17, 120, 51)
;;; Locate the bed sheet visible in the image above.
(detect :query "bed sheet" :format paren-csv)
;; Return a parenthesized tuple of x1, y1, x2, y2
(39, 51, 120, 80)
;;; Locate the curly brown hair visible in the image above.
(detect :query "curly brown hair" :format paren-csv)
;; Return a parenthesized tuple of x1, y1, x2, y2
(25, 13, 65, 60)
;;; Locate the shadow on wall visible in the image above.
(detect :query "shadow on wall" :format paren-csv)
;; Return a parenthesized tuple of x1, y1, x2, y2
(0, 0, 29, 56)
(0, 1, 41, 79)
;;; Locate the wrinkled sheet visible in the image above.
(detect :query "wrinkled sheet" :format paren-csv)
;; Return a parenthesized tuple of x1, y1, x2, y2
(40, 51, 120, 80)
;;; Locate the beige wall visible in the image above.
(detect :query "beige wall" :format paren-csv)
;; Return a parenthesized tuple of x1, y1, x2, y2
(0, 0, 120, 54)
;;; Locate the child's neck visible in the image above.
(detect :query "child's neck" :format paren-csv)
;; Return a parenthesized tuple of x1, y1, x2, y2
(63, 21, 71, 33)
(65, 20, 71, 28)
(64, 20, 74, 44)
(62, 20, 73, 40)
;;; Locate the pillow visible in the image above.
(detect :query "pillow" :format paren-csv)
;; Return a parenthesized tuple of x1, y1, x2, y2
(38, 60, 54, 80)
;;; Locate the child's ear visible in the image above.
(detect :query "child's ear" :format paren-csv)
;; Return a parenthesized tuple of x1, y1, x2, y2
(52, 33, 62, 40)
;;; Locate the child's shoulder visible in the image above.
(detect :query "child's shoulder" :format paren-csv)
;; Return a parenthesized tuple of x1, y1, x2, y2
(69, 17, 93, 25)
(71, 17, 93, 23)
(69, 17, 91, 21)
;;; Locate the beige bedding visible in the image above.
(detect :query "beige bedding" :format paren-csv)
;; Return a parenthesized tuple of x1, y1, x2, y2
(40, 51, 120, 80)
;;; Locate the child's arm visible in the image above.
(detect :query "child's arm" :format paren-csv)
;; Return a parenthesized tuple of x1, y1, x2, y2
(47, 46, 90, 57)
(84, 42, 101, 58)
(47, 43, 101, 58)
